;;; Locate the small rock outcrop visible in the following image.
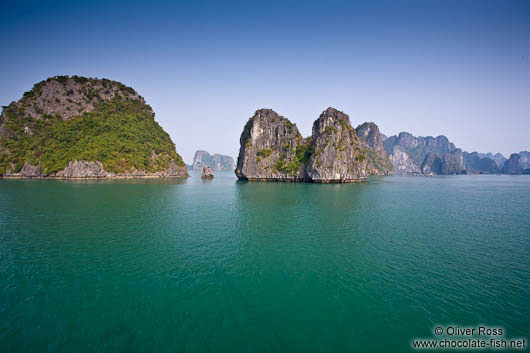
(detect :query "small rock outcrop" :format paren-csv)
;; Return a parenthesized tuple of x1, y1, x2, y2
(59, 161, 109, 178)
(20, 163, 42, 177)
(235, 107, 391, 183)
(201, 166, 214, 179)
(192, 150, 235, 171)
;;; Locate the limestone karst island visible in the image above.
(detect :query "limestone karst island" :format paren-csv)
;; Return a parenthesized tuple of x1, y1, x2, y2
(0, 76, 187, 178)
(2, 1, 530, 352)
(235, 108, 392, 182)
(1, 77, 529, 180)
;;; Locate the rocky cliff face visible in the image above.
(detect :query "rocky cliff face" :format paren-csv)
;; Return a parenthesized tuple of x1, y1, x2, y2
(421, 152, 442, 174)
(493, 153, 506, 168)
(477, 152, 506, 169)
(192, 150, 235, 171)
(382, 129, 529, 175)
(355, 122, 392, 175)
(355, 122, 384, 154)
(235, 107, 391, 182)
(463, 152, 499, 174)
(235, 109, 308, 181)
(305, 108, 370, 182)
(383, 133, 467, 174)
(519, 151, 530, 169)
(0, 75, 188, 178)
(503, 154, 522, 174)
(441, 151, 466, 174)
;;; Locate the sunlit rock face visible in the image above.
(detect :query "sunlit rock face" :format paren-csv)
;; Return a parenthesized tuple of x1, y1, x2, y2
(384, 132, 465, 174)
(305, 108, 369, 183)
(236, 107, 390, 182)
(235, 109, 307, 181)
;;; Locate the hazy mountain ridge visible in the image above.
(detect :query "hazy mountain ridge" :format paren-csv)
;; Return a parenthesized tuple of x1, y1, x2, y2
(191, 150, 235, 171)
(383, 131, 528, 175)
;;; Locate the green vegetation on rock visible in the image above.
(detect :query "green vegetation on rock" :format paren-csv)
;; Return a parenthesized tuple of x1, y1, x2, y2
(273, 138, 313, 175)
(0, 76, 185, 176)
(257, 148, 272, 158)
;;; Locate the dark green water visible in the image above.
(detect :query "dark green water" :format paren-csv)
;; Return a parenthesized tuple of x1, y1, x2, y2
(1, 173, 529, 352)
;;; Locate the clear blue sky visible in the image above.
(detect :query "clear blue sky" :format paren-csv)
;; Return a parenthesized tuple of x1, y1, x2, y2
(1, 0, 529, 163)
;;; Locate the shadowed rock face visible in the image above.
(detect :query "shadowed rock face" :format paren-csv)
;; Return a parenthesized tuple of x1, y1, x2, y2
(519, 151, 530, 169)
(235, 107, 390, 182)
(356, 122, 385, 155)
(421, 152, 442, 174)
(493, 153, 507, 168)
(477, 152, 507, 169)
(463, 152, 499, 174)
(355, 122, 393, 175)
(503, 154, 522, 174)
(441, 151, 466, 174)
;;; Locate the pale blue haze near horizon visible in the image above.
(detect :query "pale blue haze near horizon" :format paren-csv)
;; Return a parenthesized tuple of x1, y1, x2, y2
(1, 0, 529, 163)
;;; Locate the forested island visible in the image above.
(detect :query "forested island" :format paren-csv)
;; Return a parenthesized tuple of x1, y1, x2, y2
(0, 76, 187, 178)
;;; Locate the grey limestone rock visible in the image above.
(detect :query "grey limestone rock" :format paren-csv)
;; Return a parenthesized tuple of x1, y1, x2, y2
(355, 122, 393, 175)
(235, 109, 307, 181)
(305, 108, 369, 182)
(519, 151, 530, 169)
(201, 166, 214, 179)
(59, 161, 109, 178)
(383, 132, 463, 174)
(421, 152, 442, 174)
(192, 150, 235, 171)
(463, 152, 499, 174)
(503, 154, 522, 174)
(235, 107, 388, 182)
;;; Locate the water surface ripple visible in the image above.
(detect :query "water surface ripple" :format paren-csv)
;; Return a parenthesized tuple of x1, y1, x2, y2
(1, 173, 529, 352)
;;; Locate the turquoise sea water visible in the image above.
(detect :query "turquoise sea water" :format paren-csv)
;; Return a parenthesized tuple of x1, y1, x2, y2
(1, 172, 529, 352)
